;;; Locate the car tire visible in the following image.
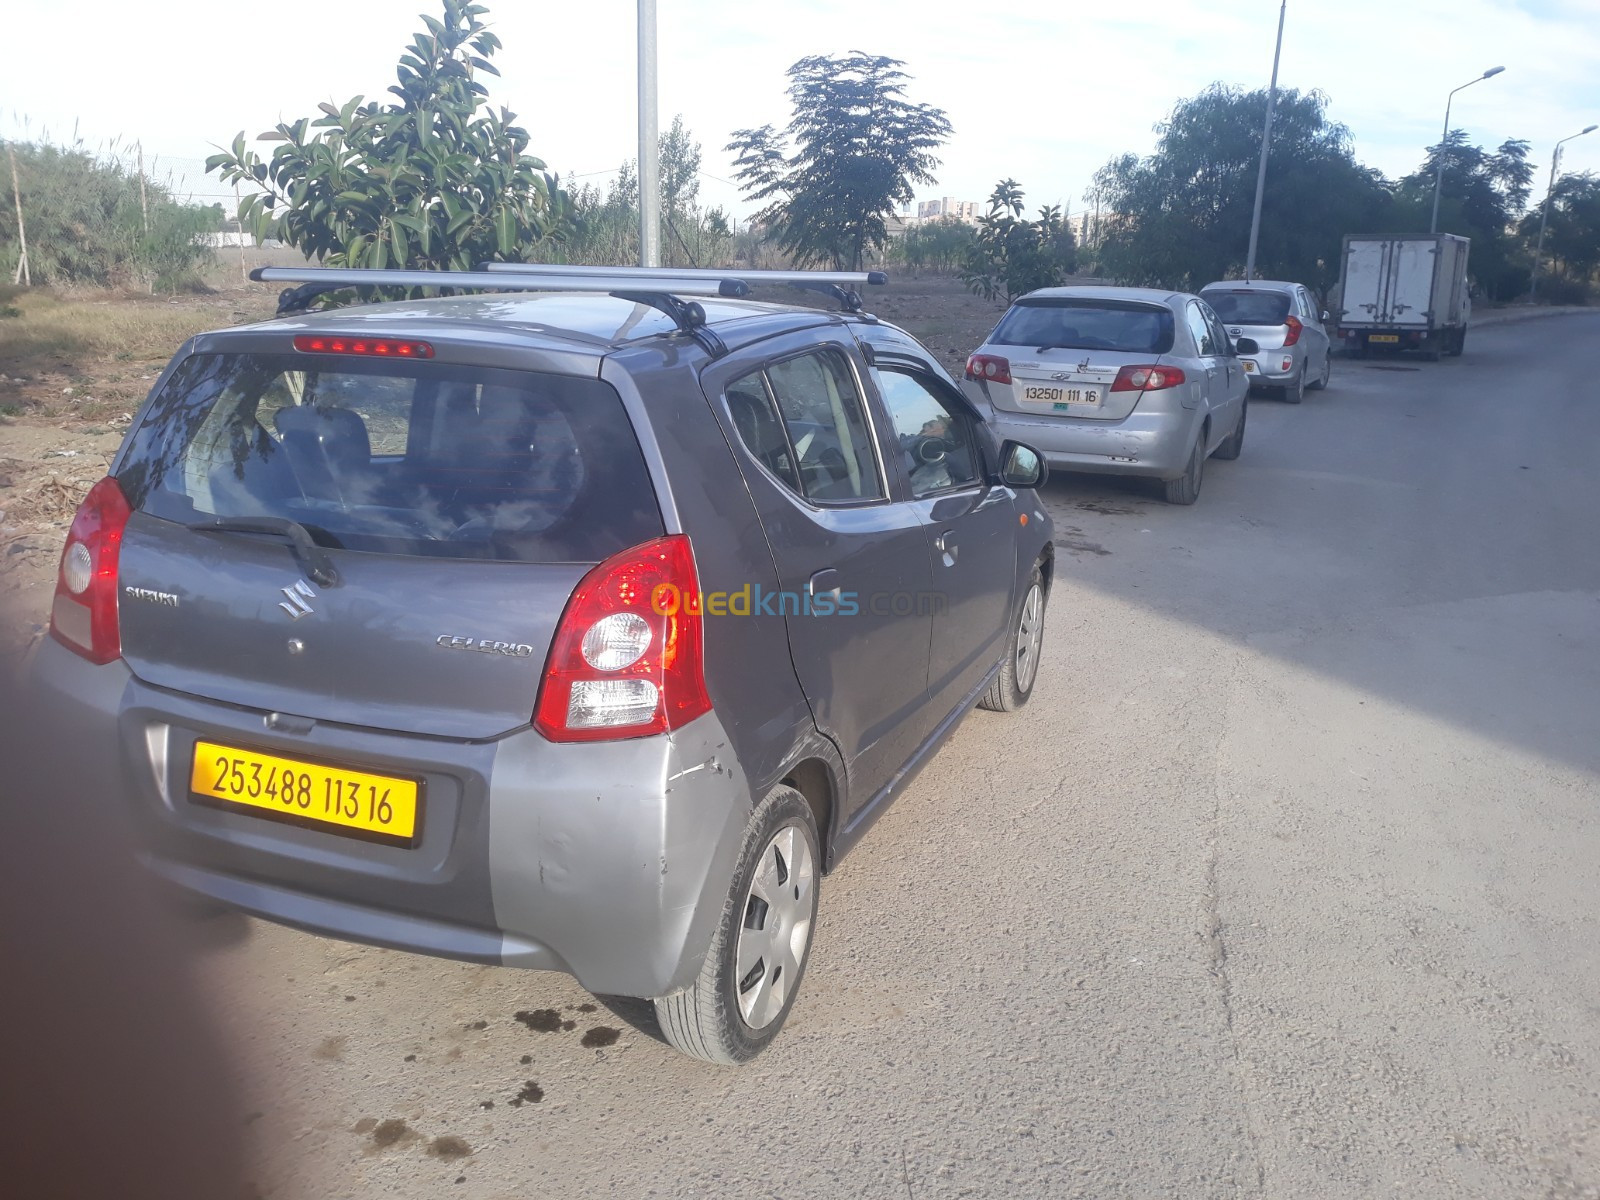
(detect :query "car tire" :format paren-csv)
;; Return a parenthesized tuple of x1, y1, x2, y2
(1213, 399, 1246, 461)
(1280, 369, 1305, 404)
(1308, 353, 1332, 390)
(1162, 427, 1206, 505)
(653, 786, 820, 1065)
(979, 561, 1046, 713)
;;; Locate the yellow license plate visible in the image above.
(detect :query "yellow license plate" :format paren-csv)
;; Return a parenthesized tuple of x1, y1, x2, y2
(1369, 334, 1400, 343)
(190, 741, 421, 845)
(1242, 360, 1256, 372)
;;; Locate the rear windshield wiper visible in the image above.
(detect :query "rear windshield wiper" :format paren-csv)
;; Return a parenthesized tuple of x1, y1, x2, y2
(188, 516, 340, 587)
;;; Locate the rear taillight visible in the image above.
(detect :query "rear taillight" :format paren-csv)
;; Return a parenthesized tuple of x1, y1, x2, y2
(965, 353, 1012, 385)
(533, 535, 711, 743)
(1110, 365, 1187, 393)
(49, 476, 132, 664)
(1282, 316, 1303, 347)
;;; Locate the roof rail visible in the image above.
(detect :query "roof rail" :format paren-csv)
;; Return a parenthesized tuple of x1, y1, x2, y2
(480, 263, 889, 313)
(248, 266, 751, 355)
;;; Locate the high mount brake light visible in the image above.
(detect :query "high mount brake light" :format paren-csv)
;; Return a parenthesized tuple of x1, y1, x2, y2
(50, 476, 132, 664)
(533, 535, 711, 742)
(1283, 315, 1304, 347)
(1109, 365, 1187, 393)
(292, 335, 434, 359)
(965, 353, 1012, 385)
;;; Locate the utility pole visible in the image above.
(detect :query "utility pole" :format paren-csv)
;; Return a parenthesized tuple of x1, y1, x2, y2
(7, 143, 29, 286)
(1531, 124, 1597, 299)
(136, 142, 150, 237)
(637, 0, 660, 268)
(1431, 67, 1505, 234)
(1245, 0, 1286, 281)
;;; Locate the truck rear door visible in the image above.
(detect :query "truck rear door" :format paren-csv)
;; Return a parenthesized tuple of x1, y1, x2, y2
(1389, 240, 1434, 327)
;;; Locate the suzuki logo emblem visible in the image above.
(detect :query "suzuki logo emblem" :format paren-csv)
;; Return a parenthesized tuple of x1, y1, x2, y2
(278, 579, 317, 620)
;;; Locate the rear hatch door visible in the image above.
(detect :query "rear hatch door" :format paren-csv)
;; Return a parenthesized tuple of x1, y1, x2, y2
(978, 297, 1176, 421)
(113, 343, 664, 740)
(1200, 289, 1291, 349)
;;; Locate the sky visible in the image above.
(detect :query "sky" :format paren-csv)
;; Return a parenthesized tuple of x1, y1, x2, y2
(3, 0, 1598, 223)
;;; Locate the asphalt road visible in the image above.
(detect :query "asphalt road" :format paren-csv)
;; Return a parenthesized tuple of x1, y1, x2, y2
(197, 313, 1600, 1199)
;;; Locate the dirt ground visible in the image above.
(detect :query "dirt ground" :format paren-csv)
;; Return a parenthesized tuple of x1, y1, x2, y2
(0, 269, 1016, 664)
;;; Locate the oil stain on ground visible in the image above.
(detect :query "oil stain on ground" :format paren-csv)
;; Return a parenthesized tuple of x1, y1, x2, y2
(515, 1008, 574, 1033)
(581, 1027, 621, 1048)
(1056, 529, 1112, 556)
(428, 1135, 472, 1160)
(509, 1081, 544, 1106)
(369, 1118, 419, 1150)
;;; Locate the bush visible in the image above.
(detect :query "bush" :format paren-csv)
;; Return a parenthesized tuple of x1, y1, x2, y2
(960, 180, 1076, 303)
(889, 217, 974, 274)
(0, 139, 218, 291)
(1536, 275, 1592, 305)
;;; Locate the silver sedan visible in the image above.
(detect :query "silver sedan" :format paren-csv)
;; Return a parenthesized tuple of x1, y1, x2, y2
(964, 285, 1252, 504)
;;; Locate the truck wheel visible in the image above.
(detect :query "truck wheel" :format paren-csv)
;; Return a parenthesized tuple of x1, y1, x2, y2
(653, 786, 820, 1065)
(1448, 328, 1466, 357)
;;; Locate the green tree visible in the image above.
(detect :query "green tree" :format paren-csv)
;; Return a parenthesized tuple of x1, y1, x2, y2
(728, 53, 951, 270)
(563, 116, 733, 268)
(890, 216, 975, 274)
(206, 0, 571, 273)
(959, 180, 1076, 302)
(1392, 132, 1535, 299)
(1521, 171, 1600, 292)
(1092, 84, 1388, 296)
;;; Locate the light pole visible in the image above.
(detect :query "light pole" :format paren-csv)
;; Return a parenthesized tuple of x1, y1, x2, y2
(1531, 124, 1597, 298)
(637, 0, 660, 268)
(1244, 0, 1287, 281)
(1430, 66, 1505, 234)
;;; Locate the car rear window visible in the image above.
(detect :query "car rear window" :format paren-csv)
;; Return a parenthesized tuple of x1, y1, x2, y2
(116, 353, 664, 563)
(1200, 290, 1292, 326)
(990, 300, 1175, 354)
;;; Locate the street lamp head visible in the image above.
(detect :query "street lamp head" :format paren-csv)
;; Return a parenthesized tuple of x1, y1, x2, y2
(1482, 66, 1506, 78)
(1583, 124, 1599, 135)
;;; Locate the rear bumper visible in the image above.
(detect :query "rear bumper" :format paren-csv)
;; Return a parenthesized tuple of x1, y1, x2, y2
(25, 636, 751, 998)
(986, 406, 1201, 480)
(1240, 352, 1301, 385)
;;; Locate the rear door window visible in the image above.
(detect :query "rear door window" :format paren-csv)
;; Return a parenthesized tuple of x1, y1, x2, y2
(1186, 303, 1219, 357)
(763, 350, 885, 503)
(116, 352, 664, 563)
(990, 300, 1175, 354)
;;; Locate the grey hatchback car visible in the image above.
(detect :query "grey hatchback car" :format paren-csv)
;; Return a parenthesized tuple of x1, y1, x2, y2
(26, 266, 1055, 1064)
(965, 286, 1250, 505)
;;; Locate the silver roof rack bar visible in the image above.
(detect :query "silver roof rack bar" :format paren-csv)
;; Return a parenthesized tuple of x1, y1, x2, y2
(250, 266, 748, 298)
(479, 263, 889, 287)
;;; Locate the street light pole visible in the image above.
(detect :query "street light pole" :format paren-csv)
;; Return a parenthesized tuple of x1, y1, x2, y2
(1244, 0, 1287, 281)
(1430, 66, 1505, 234)
(1531, 124, 1597, 299)
(637, 0, 660, 268)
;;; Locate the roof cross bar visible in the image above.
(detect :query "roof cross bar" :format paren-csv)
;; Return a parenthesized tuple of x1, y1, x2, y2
(248, 266, 750, 317)
(479, 263, 889, 312)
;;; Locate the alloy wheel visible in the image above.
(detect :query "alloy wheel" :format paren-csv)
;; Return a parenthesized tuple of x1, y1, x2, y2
(733, 825, 816, 1030)
(1015, 583, 1045, 693)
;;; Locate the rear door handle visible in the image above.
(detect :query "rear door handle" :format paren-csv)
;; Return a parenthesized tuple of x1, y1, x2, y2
(808, 568, 841, 599)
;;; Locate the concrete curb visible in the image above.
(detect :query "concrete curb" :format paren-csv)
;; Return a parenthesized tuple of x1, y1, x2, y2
(1470, 305, 1593, 328)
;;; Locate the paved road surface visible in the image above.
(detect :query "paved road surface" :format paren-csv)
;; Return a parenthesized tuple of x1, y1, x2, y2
(198, 313, 1600, 1198)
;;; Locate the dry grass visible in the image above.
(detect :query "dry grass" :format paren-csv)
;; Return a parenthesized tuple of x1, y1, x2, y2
(0, 287, 277, 421)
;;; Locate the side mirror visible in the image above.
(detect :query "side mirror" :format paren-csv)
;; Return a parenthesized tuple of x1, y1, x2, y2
(1000, 441, 1047, 489)
(1234, 336, 1260, 355)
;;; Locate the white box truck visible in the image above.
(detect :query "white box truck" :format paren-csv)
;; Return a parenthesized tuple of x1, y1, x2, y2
(1335, 233, 1471, 359)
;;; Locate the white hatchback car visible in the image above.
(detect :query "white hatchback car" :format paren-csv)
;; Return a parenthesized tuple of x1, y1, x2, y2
(964, 286, 1252, 505)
